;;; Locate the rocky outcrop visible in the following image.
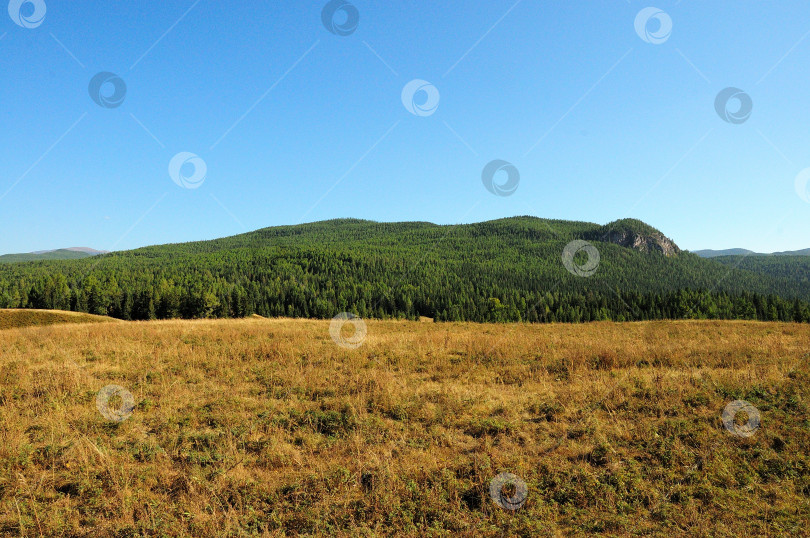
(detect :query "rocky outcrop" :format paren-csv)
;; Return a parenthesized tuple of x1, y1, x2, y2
(600, 229, 681, 257)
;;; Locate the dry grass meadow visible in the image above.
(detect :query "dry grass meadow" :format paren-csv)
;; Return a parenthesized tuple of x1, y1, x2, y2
(0, 312, 808, 536)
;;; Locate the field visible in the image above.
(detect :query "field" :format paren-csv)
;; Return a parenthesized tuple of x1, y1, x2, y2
(0, 313, 808, 536)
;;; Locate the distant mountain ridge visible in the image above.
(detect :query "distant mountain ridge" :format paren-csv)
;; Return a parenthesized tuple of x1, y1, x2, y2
(31, 247, 108, 255)
(0, 248, 108, 264)
(694, 248, 810, 258)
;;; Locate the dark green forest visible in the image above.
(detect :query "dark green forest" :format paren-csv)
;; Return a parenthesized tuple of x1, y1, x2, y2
(2, 217, 810, 323)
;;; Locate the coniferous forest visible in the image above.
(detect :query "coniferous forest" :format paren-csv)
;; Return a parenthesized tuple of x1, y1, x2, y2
(2, 217, 810, 323)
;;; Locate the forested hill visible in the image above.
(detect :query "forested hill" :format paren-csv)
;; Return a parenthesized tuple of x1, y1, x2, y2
(1, 216, 810, 323)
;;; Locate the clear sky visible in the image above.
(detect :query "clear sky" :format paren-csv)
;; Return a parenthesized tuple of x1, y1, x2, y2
(1, 0, 809, 254)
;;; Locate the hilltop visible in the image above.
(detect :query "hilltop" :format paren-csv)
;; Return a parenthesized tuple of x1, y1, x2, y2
(0, 216, 809, 323)
(589, 218, 680, 256)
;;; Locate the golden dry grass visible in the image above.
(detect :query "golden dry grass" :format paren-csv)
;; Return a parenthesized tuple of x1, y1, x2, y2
(0, 317, 808, 536)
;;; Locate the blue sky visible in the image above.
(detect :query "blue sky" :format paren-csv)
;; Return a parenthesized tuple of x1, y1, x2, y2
(1, 0, 809, 254)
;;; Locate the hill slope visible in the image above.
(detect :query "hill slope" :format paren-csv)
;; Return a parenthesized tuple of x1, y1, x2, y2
(0, 217, 808, 323)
